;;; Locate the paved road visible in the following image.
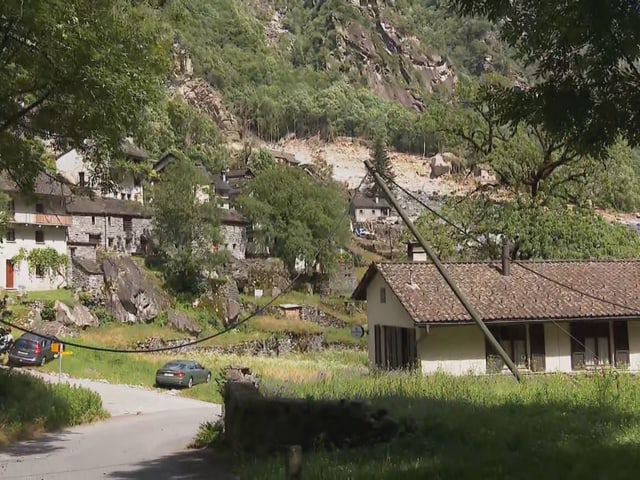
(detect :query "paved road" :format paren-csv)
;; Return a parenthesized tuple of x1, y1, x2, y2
(0, 371, 235, 480)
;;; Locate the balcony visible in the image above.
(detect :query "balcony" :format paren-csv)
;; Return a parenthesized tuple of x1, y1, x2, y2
(9, 212, 73, 227)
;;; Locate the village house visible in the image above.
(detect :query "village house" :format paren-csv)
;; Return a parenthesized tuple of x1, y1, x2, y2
(0, 174, 72, 291)
(350, 191, 391, 223)
(219, 209, 249, 260)
(65, 196, 152, 260)
(353, 252, 640, 375)
(151, 151, 213, 203)
(56, 140, 148, 203)
(213, 168, 254, 209)
(265, 149, 300, 167)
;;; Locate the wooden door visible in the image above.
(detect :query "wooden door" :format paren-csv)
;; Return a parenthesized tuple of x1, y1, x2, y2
(5, 260, 14, 289)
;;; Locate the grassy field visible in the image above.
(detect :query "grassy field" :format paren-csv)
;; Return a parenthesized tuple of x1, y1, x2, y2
(0, 369, 107, 447)
(235, 371, 640, 480)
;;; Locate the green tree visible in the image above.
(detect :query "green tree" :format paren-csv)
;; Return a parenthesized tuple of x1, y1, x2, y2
(238, 166, 350, 273)
(247, 149, 276, 173)
(0, 0, 170, 190)
(411, 196, 640, 261)
(452, 0, 640, 154)
(150, 155, 222, 293)
(368, 135, 394, 193)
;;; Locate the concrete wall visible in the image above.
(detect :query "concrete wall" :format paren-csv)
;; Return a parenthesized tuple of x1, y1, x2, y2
(220, 224, 247, 260)
(68, 214, 150, 257)
(418, 325, 487, 375)
(628, 321, 640, 372)
(366, 272, 415, 366)
(543, 322, 572, 373)
(0, 225, 68, 291)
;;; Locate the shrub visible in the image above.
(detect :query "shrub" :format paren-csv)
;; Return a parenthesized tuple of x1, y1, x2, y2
(40, 301, 55, 322)
(0, 370, 107, 446)
(93, 306, 115, 326)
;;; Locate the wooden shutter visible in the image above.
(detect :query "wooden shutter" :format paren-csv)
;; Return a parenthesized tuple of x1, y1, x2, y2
(374, 325, 382, 368)
(529, 324, 546, 372)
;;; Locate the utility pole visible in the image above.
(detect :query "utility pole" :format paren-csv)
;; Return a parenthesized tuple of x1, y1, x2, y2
(364, 159, 522, 382)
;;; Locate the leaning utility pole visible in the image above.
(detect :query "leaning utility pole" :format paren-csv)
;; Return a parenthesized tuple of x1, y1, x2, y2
(364, 160, 522, 382)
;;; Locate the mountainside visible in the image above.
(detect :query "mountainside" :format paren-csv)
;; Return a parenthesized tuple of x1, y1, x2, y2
(158, 0, 519, 153)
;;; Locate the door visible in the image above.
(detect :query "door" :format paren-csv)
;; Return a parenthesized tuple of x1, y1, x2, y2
(5, 260, 14, 289)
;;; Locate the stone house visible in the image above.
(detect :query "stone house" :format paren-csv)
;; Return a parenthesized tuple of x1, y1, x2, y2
(56, 140, 148, 203)
(213, 168, 254, 210)
(65, 196, 152, 260)
(353, 255, 640, 375)
(0, 174, 72, 291)
(350, 191, 391, 223)
(219, 209, 249, 260)
(265, 149, 299, 167)
(150, 151, 213, 203)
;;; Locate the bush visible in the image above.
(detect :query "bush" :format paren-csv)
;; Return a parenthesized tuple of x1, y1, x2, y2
(0, 370, 107, 446)
(93, 306, 116, 326)
(40, 301, 55, 322)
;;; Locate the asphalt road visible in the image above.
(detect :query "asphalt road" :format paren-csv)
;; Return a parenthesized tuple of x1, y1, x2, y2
(0, 372, 235, 480)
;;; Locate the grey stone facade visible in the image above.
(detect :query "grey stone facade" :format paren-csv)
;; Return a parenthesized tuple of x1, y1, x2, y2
(71, 257, 104, 295)
(221, 223, 247, 260)
(68, 214, 151, 259)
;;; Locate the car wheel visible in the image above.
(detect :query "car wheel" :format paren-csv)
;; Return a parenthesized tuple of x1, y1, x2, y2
(40, 356, 46, 367)
(187, 377, 193, 388)
(206, 373, 211, 383)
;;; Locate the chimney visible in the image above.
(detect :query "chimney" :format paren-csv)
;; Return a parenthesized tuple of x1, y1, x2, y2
(374, 195, 379, 204)
(501, 238, 510, 276)
(220, 170, 227, 183)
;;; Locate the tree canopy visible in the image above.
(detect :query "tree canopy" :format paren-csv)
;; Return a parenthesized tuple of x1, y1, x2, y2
(238, 166, 350, 273)
(150, 155, 222, 293)
(0, 0, 170, 189)
(451, 0, 640, 154)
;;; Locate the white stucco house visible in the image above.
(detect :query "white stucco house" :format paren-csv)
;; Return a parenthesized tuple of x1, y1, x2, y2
(350, 191, 391, 223)
(56, 140, 147, 203)
(352, 253, 640, 375)
(1, 174, 73, 291)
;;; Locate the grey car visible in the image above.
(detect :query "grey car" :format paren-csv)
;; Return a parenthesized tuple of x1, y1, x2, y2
(8, 333, 58, 367)
(155, 360, 211, 389)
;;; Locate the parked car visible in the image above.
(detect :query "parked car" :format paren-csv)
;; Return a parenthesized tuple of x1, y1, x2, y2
(8, 333, 58, 367)
(155, 360, 211, 389)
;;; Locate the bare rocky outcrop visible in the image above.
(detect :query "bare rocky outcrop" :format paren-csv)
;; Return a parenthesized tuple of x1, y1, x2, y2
(54, 301, 99, 329)
(167, 310, 202, 336)
(203, 276, 242, 327)
(102, 255, 169, 323)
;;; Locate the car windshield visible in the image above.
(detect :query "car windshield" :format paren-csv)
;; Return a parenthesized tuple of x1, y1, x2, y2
(163, 363, 186, 371)
(14, 338, 37, 350)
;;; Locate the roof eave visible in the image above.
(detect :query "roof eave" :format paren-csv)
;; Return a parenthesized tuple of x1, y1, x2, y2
(351, 263, 380, 300)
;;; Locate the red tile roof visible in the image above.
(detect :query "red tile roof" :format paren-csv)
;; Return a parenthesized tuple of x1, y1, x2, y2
(352, 260, 640, 323)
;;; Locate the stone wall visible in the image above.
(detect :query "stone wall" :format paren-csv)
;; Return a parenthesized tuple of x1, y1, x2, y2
(70, 257, 104, 294)
(68, 214, 151, 258)
(220, 223, 247, 260)
(300, 306, 347, 328)
(328, 265, 358, 296)
(222, 370, 399, 453)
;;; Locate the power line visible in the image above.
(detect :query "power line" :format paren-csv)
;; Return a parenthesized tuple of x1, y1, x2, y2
(0, 174, 369, 354)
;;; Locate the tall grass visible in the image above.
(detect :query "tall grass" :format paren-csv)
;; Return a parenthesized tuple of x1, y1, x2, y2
(0, 370, 107, 447)
(237, 370, 640, 480)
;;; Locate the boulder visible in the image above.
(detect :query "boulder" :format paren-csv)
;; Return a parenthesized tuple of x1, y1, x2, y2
(429, 154, 452, 178)
(102, 255, 168, 323)
(27, 306, 42, 326)
(167, 310, 202, 336)
(54, 300, 75, 326)
(34, 320, 75, 339)
(71, 305, 100, 329)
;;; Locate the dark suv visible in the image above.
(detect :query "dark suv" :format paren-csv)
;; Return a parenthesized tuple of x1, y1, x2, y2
(8, 333, 58, 367)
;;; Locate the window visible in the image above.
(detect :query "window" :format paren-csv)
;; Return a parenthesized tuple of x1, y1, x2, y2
(107, 216, 111, 226)
(359, 209, 364, 214)
(78, 172, 85, 188)
(35, 264, 45, 278)
(125, 237, 132, 249)
(486, 325, 528, 372)
(232, 243, 236, 250)
(374, 325, 417, 370)
(120, 193, 126, 200)
(123, 216, 132, 233)
(380, 287, 386, 303)
(108, 237, 114, 248)
(134, 178, 141, 188)
(88, 234, 101, 244)
(570, 322, 612, 369)
(8, 199, 15, 219)
(35, 203, 44, 213)
(70, 247, 76, 257)
(6, 229, 15, 242)
(91, 216, 96, 225)
(35, 230, 44, 244)
(127, 193, 131, 200)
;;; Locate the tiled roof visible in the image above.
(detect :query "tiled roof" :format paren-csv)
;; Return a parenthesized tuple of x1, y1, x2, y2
(220, 209, 249, 225)
(350, 191, 390, 209)
(352, 260, 640, 323)
(0, 172, 73, 197)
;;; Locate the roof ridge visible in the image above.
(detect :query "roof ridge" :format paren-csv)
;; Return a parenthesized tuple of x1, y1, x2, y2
(376, 258, 640, 266)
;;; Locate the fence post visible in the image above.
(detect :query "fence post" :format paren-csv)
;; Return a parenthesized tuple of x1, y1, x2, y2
(285, 445, 303, 480)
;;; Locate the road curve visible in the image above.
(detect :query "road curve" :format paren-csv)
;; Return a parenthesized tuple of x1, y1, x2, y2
(0, 371, 235, 480)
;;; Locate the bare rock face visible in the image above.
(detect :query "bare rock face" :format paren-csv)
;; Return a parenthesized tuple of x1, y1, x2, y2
(102, 255, 168, 323)
(167, 310, 203, 336)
